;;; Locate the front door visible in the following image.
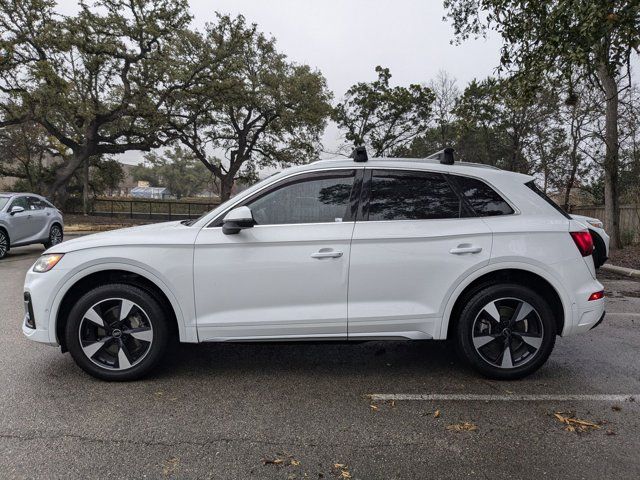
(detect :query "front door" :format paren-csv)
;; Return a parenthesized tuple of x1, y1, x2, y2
(194, 169, 361, 341)
(8, 197, 32, 244)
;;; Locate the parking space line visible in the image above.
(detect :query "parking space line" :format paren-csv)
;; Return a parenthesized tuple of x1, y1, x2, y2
(368, 394, 639, 402)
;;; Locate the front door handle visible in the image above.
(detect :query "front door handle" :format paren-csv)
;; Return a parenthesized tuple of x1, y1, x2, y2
(450, 244, 482, 255)
(311, 249, 343, 259)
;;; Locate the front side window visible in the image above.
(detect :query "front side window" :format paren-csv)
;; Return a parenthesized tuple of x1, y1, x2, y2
(451, 175, 514, 216)
(367, 170, 461, 221)
(247, 170, 356, 225)
(9, 197, 28, 211)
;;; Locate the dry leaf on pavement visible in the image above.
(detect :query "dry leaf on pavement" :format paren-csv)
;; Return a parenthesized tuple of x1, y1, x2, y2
(553, 412, 601, 433)
(262, 452, 300, 467)
(446, 422, 478, 432)
(433, 409, 441, 418)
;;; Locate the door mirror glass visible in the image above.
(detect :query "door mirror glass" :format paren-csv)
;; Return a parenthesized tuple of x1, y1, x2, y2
(10, 205, 25, 215)
(222, 206, 255, 235)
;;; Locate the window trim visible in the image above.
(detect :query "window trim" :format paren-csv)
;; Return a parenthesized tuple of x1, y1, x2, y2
(206, 167, 364, 228)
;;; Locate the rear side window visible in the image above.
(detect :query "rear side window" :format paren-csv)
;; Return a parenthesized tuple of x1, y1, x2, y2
(28, 197, 46, 210)
(451, 175, 514, 216)
(525, 181, 571, 219)
(367, 170, 461, 221)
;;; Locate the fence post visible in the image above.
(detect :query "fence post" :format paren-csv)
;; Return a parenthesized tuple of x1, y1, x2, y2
(149, 201, 152, 220)
(130, 201, 133, 219)
(111, 200, 114, 217)
(188, 203, 191, 218)
(168, 202, 171, 220)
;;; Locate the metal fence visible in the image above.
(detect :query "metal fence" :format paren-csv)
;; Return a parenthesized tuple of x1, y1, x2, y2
(67, 198, 219, 221)
(571, 204, 640, 244)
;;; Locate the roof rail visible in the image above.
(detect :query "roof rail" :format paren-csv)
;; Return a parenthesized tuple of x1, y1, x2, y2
(425, 147, 455, 165)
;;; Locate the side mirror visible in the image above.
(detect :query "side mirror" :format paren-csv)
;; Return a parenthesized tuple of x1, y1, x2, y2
(222, 206, 255, 235)
(10, 206, 25, 215)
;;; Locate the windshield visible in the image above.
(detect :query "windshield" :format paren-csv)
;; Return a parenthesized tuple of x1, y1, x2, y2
(0, 196, 9, 211)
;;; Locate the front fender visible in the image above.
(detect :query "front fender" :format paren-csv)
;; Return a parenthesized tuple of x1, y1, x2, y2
(44, 259, 196, 345)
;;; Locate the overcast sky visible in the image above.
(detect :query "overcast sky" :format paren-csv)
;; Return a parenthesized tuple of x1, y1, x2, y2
(56, 0, 503, 164)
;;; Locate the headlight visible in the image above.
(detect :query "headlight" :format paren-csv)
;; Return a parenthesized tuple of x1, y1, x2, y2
(33, 254, 64, 273)
(586, 219, 604, 229)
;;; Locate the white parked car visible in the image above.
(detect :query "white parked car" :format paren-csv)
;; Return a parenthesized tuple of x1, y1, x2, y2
(22, 150, 605, 381)
(570, 214, 609, 269)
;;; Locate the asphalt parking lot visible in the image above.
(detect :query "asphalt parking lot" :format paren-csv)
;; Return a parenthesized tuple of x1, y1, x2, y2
(1, 244, 639, 479)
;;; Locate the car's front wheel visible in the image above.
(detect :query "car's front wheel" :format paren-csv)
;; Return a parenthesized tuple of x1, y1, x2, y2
(65, 284, 169, 381)
(43, 224, 63, 249)
(0, 229, 8, 259)
(455, 284, 557, 380)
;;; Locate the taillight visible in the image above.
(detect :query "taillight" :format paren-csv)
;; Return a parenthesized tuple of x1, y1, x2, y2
(588, 291, 604, 301)
(570, 231, 594, 257)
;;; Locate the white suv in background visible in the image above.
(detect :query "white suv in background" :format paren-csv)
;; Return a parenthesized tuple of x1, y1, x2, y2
(22, 151, 605, 381)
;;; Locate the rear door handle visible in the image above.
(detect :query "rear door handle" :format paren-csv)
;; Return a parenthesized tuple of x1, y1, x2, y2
(311, 249, 343, 259)
(450, 244, 482, 255)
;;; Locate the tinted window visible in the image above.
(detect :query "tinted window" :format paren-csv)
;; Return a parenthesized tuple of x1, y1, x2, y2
(525, 181, 571, 219)
(452, 175, 514, 216)
(28, 197, 46, 210)
(247, 171, 355, 225)
(367, 170, 461, 221)
(9, 197, 28, 211)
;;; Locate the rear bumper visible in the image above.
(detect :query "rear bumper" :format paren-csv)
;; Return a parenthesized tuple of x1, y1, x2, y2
(590, 312, 606, 330)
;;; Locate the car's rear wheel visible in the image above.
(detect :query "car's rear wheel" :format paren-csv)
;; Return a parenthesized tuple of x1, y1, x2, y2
(44, 224, 63, 249)
(65, 284, 169, 381)
(0, 230, 8, 259)
(455, 284, 556, 380)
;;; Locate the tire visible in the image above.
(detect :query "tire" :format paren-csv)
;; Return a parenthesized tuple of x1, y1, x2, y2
(591, 231, 606, 269)
(455, 284, 557, 380)
(65, 283, 169, 381)
(44, 224, 63, 249)
(0, 229, 8, 259)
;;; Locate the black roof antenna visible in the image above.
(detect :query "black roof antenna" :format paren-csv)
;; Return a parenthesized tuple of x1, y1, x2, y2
(351, 146, 368, 162)
(426, 147, 455, 165)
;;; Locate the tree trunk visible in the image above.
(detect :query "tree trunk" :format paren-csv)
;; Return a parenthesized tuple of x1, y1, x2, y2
(598, 63, 622, 249)
(83, 157, 90, 215)
(48, 151, 89, 206)
(219, 175, 235, 202)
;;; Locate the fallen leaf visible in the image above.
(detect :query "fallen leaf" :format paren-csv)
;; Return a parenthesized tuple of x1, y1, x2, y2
(262, 452, 300, 467)
(606, 429, 616, 436)
(333, 464, 346, 469)
(612, 405, 622, 411)
(446, 422, 478, 432)
(433, 409, 441, 418)
(162, 457, 180, 477)
(554, 412, 601, 433)
(331, 463, 352, 479)
(370, 404, 379, 412)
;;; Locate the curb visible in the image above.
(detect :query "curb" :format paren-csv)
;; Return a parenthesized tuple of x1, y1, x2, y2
(601, 264, 640, 279)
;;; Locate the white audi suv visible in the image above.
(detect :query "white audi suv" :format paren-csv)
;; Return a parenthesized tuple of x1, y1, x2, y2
(22, 151, 605, 381)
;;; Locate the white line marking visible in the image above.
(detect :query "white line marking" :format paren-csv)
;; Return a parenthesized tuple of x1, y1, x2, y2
(606, 312, 640, 317)
(368, 394, 639, 402)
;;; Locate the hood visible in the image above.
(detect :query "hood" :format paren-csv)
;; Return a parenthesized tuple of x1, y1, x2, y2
(50, 221, 199, 253)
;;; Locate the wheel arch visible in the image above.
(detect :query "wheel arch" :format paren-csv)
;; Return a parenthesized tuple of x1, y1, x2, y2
(441, 264, 569, 340)
(53, 265, 190, 351)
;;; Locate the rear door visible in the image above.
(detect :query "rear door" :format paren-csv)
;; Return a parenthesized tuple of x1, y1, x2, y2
(26, 197, 50, 240)
(347, 169, 493, 340)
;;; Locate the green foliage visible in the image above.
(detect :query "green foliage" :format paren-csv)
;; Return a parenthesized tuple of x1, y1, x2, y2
(136, 146, 214, 199)
(91, 158, 125, 196)
(173, 15, 333, 200)
(0, 122, 60, 193)
(0, 0, 207, 199)
(333, 66, 436, 156)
